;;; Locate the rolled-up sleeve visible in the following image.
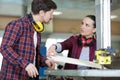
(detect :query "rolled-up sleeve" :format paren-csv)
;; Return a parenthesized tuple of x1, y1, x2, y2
(56, 43, 62, 53)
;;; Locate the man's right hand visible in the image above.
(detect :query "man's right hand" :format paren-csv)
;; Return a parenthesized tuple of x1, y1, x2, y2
(25, 63, 38, 78)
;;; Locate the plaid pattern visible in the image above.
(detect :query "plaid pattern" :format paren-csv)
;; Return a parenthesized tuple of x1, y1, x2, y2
(60, 35, 96, 69)
(0, 14, 47, 80)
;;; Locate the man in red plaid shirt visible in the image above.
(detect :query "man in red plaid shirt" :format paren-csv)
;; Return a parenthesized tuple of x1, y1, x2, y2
(0, 0, 57, 80)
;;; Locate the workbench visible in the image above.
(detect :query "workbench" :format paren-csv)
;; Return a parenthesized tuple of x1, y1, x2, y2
(44, 69, 120, 80)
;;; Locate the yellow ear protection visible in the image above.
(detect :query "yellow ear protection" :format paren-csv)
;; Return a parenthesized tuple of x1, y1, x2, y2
(29, 13, 44, 32)
(32, 21, 44, 32)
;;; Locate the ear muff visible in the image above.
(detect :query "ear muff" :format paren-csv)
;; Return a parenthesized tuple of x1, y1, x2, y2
(28, 13, 44, 33)
(78, 35, 95, 47)
(32, 21, 44, 32)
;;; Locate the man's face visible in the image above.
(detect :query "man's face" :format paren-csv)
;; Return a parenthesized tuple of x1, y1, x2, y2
(43, 9, 54, 23)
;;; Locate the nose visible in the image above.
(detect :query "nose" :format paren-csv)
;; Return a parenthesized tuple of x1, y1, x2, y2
(81, 24, 84, 29)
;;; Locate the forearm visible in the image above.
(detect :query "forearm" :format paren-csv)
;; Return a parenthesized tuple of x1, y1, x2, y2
(0, 45, 29, 69)
(37, 53, 47, 67)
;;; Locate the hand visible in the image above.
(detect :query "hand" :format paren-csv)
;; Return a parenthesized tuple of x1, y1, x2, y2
(47, 44, 57, 57)
(25, 63, 38, 78)
(45, 60, 55, 70)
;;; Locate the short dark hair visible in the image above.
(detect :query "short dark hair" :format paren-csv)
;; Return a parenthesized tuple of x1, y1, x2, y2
(31, 0, 57, 14)
(86, 15, 96, 28)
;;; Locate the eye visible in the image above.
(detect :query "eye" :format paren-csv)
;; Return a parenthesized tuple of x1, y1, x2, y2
(81, 22, 84, 25)
(85, 24, 89, 27)
(86, 24, 88, 26)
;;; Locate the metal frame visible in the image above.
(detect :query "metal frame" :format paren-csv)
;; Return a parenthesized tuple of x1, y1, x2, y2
(96, 0, 111, 49)
(45, 70, 120, 77)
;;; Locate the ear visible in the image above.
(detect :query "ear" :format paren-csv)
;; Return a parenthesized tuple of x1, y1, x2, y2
(93, 28, 96, 33)
(39, 10, 45, 16)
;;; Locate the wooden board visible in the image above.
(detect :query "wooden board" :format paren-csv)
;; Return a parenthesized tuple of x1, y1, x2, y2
(47, 55, 106, 69)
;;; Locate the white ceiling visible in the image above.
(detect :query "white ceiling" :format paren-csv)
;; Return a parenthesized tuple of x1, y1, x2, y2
(53, 0, 120, 21)
(0, 0, 120, 21)
(53, 0, 95, 19)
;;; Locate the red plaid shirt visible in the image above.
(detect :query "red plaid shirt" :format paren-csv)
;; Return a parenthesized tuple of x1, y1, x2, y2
(0, 14, 47, 80)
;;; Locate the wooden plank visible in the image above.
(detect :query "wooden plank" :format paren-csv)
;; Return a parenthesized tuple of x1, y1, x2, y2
(48, 55, 106, 69)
